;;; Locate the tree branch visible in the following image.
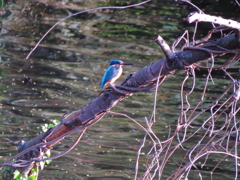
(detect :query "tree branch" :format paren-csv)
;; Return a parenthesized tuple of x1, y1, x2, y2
(1, 32, 239, 175)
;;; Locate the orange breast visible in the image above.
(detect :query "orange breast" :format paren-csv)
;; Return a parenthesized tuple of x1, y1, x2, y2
(106, 66, 122, 85)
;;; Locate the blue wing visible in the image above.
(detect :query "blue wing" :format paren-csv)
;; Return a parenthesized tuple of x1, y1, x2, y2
(101, 65, 120, 88)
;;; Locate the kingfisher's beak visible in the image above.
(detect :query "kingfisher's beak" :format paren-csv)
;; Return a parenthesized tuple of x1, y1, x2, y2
(121, 62, 133, 65)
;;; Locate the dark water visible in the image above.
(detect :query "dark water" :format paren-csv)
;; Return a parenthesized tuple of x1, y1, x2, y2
(0, 0, 239, 179)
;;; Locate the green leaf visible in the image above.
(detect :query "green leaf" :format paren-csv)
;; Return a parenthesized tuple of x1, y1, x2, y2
(45, 149, 51, 158)
(2, 166, 11, 172)
(52, 119, 60, 125)
(28, 166, 38, 178)
(48, 123, 55, 128)
(0, 0, 3, 9)
(27, 175, 37, 180)
(45, 159, 52, 165)
(41, 123, 48, 132)
(13, 170, 22, 179)
(31, 167, 37, 173)
(39, 161, 45, 170)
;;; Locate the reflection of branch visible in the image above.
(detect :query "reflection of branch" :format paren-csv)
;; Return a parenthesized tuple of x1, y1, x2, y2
(26, 0, 152, 59)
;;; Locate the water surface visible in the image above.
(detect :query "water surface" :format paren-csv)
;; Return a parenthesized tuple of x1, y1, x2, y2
(0, 0, 239, 179)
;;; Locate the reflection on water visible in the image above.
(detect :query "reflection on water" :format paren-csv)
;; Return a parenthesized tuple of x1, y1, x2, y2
(0, 0, 239, 179)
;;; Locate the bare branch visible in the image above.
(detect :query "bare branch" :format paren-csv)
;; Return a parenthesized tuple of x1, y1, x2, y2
(187, 12, 240, 29)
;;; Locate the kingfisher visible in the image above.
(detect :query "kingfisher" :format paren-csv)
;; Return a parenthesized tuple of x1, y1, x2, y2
(101, 60, 133, 88)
